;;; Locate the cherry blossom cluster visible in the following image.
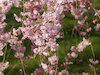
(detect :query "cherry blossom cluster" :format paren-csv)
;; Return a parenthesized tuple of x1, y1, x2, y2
(0, 0, 100, 75)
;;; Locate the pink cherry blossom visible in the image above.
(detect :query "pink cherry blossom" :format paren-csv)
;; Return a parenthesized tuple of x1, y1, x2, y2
(48, 55, 58, 65)
(77, 38, 91, 52)
(41, 63, 48, 72)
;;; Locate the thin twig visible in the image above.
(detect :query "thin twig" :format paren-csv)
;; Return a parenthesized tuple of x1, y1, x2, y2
(90, 43, 96, 75)
(3, 43, 8, 63)
(20, 57, 27, 75)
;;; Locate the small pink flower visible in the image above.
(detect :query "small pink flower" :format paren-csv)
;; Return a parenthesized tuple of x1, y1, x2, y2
(89, 59, 99, 65)
(71, 52, 78, 58)
(0, 50, 3, 56)
(86, 27, 91, 32)
(93, 19, 97, 24)
(0, 62, 9, 74)
(14, 13, 21, 22)
(41, 63, 48, 71)
(83, 72, 88, 75)
(48, 55, 58, 65)
(77, 38, 91, 52)
(94, 23, 100, 31)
